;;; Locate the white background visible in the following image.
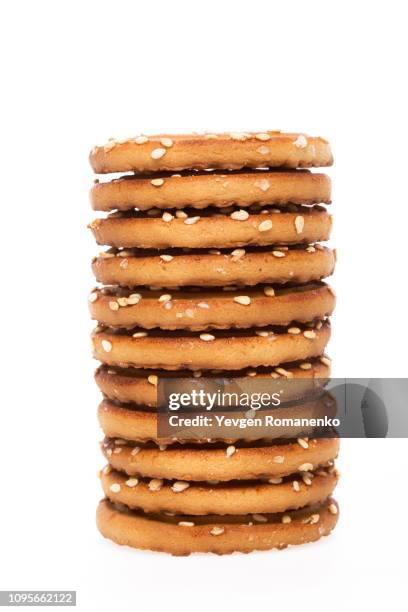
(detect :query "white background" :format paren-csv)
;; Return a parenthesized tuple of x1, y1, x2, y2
(1, 1, 407, 610)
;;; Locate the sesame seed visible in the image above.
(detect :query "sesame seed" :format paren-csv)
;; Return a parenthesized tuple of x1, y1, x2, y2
(171, 481, 190, 493)
(292, 480, 300, 492)
(252, 513, 267, 522)
(89, 292, 98, 303)
(275, 367, 294, 378)
(151, 147, 166, 159)
(101, 340, 112, 353)
(117, 297, 128, 307)
(268, 477, 283, 484)
(200, 333, 215, 341)
(184, 216, 200, 225)
(328, 287, 336, 298)
(281, 515, 292, 524)
(209, 249, 221, 255)
(132, 331, 147, 338)
(234, 295, 251, 306)
(320, 356, 331, 366)
(297, 438, 309, 449)
(255, 133, 271, 141)
(127, 293, 141, 305)
(254, 179, 271, 192)
(231, 248, 246, 260)
(148, 375, 158, 386)
(193, 370, 202, 377)
(315, 320, 323, 330)
(258, 220, 273, 232)
(231, 209, 249, 221)
(302, 474, 312, 486)
(230, 132, 248, 141)
(263, 286, 275, 297)
(273, 455, 284, 464)
(288, 327, 301, 335)
(103, 465, 112, 474)
(225, 445, 236, 458)
(160, 138, 173, 148)
(257, 146, 270, 155)
(109, 301, 119, 311)
(299, 362, 312, 370)
(306, 246, 316, 253)
(109, 483, 121, 493)
(309, 513, 320, 524)
(148, 478, 163, 492)
(272, 250, 285, 257)
(247, 370, 257, 377)
(178, 521, 195, 527)
(175, 210, 188, 219)
(293, 134, 308, 148)
(303, 330, 316, 339)
(151, 178, 164, 187)
(295, 216, 305, 234)
(298, 463, 314, 471)
(113, 448, 122, 454)
(255, 330, 269, 337)
(114, 439, 127, 445)
(210, 526, 225, 536)
(160, 254, 173, 262)
(125, 478, 139, 487)
(162, 212, 174, 222)
(197, 302, 209, 309)
(131, 446, 141, 455)
(158, 294, 172, 303)
(135, 136, 148, 144)
(328, 503, 338, 515)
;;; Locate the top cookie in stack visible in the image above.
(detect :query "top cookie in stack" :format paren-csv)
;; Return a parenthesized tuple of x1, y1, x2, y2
(90, 131, 338, 555)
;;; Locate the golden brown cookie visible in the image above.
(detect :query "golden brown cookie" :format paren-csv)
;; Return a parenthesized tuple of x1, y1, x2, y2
(96, 498, 339, 555)
(90, 171, 331, 211)
(94, 357, 332, 407)
(97, 392, 337, 443)
(100, 467, 338, 515)
(90, 204, 332, 249)
(92, 319, 330, 371)
(101, 437, 340, 481)
(89, 283, 335, 330)
(89, 131, 333, 174)
(92, 245, 336, 288)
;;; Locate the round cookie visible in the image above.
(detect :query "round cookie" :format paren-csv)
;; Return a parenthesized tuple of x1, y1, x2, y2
(92, 320, 331, 371)
(95, 358, 332, 407)
(92, 245, 336, 288)
(97, 393, 337, 443)
(89, 131, 333, 174)
(101, 437, 340, 481)
(90, 171, 331, 211)
(100, 468, 338, 515)
(89, 205, 332, 249)
(89, 283, 336, 330)
(96, 498, 339, 555)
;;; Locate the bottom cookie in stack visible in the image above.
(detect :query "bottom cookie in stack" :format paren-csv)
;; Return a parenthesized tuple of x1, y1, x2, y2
(97, 498, 339, 556)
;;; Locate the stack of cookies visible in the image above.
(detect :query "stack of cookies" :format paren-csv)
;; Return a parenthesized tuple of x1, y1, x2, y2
(88, 131, 339, 555)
